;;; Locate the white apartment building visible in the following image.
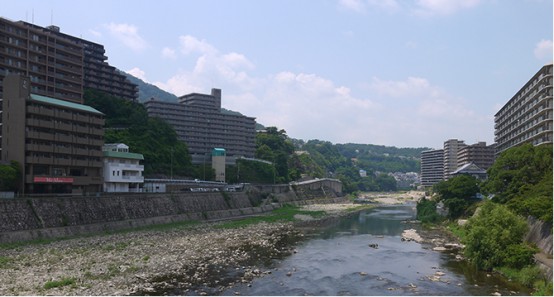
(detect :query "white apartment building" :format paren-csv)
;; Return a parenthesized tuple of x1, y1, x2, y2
(420, 149, 444, 187)
(102, 143, 144, 192)
(495, 64, 553, 154)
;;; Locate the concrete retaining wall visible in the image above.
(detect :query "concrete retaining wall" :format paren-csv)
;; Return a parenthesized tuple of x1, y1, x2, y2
(0, 179, 343, 243)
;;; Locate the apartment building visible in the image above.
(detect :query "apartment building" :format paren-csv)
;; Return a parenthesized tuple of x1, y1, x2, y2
(0, 17, 138, 102)
(102, 143, 144, 192)
(457, 141, 495, 171)
(420, 149, 444, 187)
(145, 88, 256, 165)
(494, 63, 553, 154)
(0, 17, 84, 103)
(443, 139, 466, 180)
(2, 74, 104, 194)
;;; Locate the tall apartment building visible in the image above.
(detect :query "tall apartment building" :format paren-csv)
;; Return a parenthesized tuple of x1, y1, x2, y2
(443, 139, 466, 180)
(0, 17, 84, 103)
(420, 149, 444, 187)
(494, 63, 553, 154)
(2, 74, 104, 194)
(145, 88, 256, 165)
(457, 142, 495, 171)
(0, 17, 138, 102)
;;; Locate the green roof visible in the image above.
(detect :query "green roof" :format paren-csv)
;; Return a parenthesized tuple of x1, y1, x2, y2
(103, 150, 144, 160)
(30, 94, 104, 115)
(212, 148, 226, 156)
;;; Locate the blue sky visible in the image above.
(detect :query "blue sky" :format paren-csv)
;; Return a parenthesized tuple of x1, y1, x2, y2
(3, 0, 553, 149)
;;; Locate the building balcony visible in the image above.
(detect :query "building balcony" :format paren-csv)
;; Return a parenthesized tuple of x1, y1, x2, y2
(27, 131, 55, 141)
(27, 143, 53, 153)
(26, 156, 53, 164)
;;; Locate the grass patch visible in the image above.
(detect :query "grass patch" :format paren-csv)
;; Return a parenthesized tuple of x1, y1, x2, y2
(496, 265, 553, 295)
(216, 205, 327, 229)
(0, 256, 12, 269)
(446, 221, 467, 242)
(43, 277, 75, 290)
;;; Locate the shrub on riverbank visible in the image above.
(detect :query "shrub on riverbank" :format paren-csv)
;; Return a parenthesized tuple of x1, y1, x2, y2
(463, 201, 537, 271)
(416, 198, 442, 223)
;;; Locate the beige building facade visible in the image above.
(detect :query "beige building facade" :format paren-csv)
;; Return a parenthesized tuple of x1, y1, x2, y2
(2, 74, 104, 195)
(494, 63, 553, 154)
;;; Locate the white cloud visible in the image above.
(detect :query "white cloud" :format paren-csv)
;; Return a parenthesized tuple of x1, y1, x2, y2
(126, 67, 147, 81)
(338, 0, 367, 13)
(367, 0, 400, 11)
(89, 29, 102, 38)
(534, 39, 553, 61)
(161, 47, 177, 59)
(179, 35, 216, 55)
(338, 0, 399, 13)
(104, 23, 147, 51)
(414, 0, 481, 16)
(154, 34, 492, 147)
(154, 35, 258, 96)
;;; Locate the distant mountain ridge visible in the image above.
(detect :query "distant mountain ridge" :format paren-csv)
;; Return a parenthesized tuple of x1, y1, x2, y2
(121, 71, 179, 103)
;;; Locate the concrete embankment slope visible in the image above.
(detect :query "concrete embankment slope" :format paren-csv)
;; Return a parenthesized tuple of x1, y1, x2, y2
(0, 179, 342, 243)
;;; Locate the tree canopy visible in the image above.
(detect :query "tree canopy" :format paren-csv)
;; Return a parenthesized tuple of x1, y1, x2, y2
(432, 174, 480, 219)
(84, 89, 193, 177)
(482, 143, 552, 223)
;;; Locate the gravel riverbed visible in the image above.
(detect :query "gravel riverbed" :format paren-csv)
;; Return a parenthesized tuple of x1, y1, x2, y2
(0, 221, 303, 296)
(0, 194, 442, 296)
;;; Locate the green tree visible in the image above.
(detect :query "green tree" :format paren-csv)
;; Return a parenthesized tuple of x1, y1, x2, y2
(416, 197, 441, 223)
(483, 143, 553, 223)
(84, 89, 193, 177)
(255, 127, 295, 183)
(0, 161, 20, 191)
(433, 175, 480, 219)
(463, 201, 536, 270)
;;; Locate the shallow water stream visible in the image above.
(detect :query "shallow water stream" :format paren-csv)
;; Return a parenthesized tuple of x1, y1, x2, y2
(222, 203, 529, 296)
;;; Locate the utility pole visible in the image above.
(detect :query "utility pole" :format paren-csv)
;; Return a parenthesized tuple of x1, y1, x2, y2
(170, 148, 173, 181)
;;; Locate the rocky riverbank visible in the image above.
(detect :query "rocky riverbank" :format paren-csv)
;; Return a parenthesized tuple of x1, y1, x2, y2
(0, 221, 304, 296)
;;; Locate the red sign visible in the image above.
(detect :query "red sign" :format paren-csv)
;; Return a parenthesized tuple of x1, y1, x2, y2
(33, 177, 74, 183)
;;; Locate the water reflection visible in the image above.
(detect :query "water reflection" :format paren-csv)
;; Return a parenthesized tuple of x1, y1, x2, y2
(222, 204, 529, 296)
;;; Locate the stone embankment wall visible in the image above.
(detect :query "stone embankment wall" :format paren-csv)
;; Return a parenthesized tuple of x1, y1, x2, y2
(525, 216, 553, 256)
(0, 179, 343, 243)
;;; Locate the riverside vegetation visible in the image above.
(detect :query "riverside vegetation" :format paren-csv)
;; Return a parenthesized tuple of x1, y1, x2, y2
(416, 143, 553, 295)
(0, 204, 370, 295)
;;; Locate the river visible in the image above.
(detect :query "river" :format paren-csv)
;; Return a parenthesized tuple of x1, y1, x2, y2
(221, 203, 530, 296)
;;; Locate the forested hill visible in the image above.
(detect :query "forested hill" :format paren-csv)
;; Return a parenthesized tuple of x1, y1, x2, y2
(291, 140, 431, 174)
(121, 71, 179, 102)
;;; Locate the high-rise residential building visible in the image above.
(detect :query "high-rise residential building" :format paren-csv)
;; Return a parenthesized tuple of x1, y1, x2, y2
(443, 139, 466, 180)
(0, 17, 138, 103)
(2, 74, 104, 194)
(420, 149, 444, 187)
(494, 63, 553, 154)
(0, 17, 84, 103)
(457, 141, 495, 171)
(144, 88, 256, 165)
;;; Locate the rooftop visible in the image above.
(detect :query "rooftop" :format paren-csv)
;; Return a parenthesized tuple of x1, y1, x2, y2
(30, 94, 103, 115)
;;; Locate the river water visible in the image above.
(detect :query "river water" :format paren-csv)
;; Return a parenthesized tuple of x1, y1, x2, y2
(222, 203, 529, 296)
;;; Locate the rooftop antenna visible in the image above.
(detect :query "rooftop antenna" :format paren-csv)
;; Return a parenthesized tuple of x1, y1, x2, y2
(32, 9, 34, 24)
(51, 9, 53, 25)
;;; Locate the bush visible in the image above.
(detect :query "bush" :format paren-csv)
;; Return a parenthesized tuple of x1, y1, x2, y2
(416, 198, 441, 223)
(464, 201, 531, 270)
(501, 243, 539, 269)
